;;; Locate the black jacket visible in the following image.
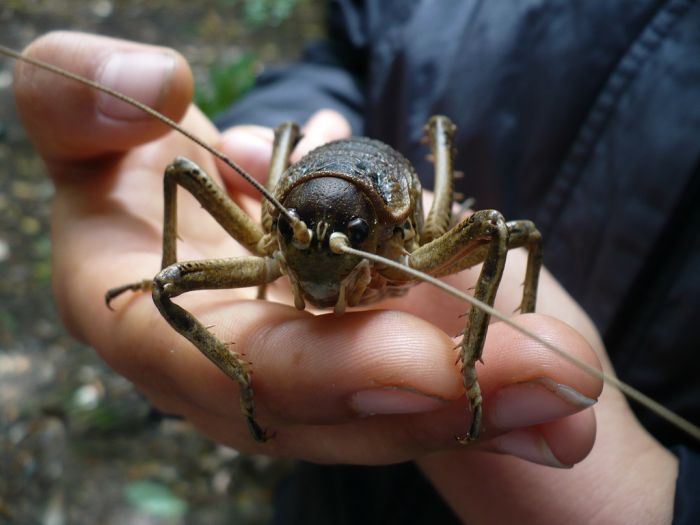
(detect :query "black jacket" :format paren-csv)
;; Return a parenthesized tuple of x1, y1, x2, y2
(219, 0, 700, 522)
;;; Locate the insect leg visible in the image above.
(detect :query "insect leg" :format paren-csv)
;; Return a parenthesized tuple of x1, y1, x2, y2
(257, 122, 301, 299)
(151, 256, 282, 442)
(386, 210, 513, 442)
(260, 122, 302, 233)
(162, 156, 265, 260)
(422, 115, 457, 243)
(105, 156, 266, 307)
(503, 220, 543, 313)
(430, 220, 543, 314)
(385, 213, 542, 441)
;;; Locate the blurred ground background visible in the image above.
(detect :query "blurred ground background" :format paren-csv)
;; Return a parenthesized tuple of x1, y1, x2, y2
(0, 1, 324, 523)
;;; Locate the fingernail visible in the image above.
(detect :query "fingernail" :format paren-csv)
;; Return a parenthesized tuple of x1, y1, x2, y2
(97, 51, 175, 120)
(492, 429, 571, 468)
(350, 388, 448, 416)
(490, 377, 596, 430)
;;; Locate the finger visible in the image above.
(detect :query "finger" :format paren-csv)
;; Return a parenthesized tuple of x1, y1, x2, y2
(483, 408, 596, 468)
(96, 298, 461, 429)
(540, 408, 597, 465)
(14, 31, 193, 170)
(93, 286, 601, 463)
(271, 314, 601, 464)
(216, 125, 275, 196)
(216, 109, 352, 197)
(291, 108, 352, 161)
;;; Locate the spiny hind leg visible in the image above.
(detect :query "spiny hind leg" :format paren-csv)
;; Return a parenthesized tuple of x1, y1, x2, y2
(455, 215, 508, 443)
(437, 218, 541, 441)
(444, 218, 541, 441)
(396, 209, 510, 442)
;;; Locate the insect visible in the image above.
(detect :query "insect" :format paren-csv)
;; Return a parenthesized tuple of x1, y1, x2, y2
(1, 42, 698, 445)
(106, 115, 543, 443)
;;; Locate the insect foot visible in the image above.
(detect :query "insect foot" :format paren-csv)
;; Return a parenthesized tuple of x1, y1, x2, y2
(105, 279, 153, 310)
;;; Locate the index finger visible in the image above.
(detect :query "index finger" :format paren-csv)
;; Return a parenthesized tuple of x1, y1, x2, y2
(216, 109, 352, 197)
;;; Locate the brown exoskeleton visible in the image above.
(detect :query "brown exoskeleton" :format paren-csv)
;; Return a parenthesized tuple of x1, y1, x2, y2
(104, 116, 543, 443)
(2, 43, 698, 444)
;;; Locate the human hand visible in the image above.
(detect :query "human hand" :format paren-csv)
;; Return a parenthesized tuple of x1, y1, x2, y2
(414, 249, 679, 523)
(19, 32, 609, 475)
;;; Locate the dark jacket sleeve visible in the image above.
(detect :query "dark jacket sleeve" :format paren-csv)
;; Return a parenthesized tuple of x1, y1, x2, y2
(674, 446, 700, 524)
(216, 0, 368, 133)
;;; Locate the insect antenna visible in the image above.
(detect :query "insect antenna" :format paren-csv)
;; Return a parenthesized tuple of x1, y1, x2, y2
(331, 239, 700, 442)
(0, 44, 312, 245)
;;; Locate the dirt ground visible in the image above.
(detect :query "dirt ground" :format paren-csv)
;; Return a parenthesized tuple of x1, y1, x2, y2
(0, 2, 323, 523)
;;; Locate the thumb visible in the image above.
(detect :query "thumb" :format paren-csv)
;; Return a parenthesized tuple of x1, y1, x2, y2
(14, 31, 193, 170)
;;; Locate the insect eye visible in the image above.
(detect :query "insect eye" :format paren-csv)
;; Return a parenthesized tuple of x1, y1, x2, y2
(347, 217, 370, 245)
(277, 208, 300, 241)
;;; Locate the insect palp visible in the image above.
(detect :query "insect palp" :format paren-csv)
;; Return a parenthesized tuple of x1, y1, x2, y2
(291, 219, 312, 248)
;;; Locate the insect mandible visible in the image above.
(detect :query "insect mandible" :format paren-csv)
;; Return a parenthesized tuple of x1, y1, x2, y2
(1, 43, 698, 445)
